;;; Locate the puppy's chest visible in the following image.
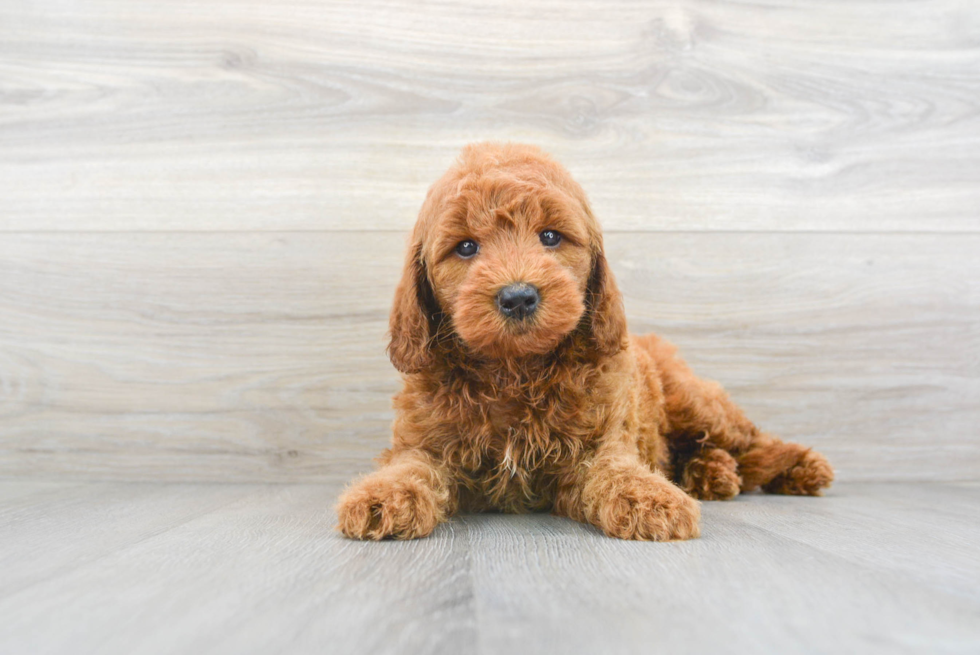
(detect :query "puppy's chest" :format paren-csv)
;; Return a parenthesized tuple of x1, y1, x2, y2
(487, 399, 526, 435)
(480, 395, 589, 473)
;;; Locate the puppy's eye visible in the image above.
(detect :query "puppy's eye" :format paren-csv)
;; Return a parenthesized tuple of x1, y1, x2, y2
(539, 230, 562, 248)
(455, 239, 479, 259)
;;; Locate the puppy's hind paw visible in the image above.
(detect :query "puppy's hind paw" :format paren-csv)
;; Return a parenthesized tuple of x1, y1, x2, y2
(682, 448, 742, 501)
(763, 449, 834, 496)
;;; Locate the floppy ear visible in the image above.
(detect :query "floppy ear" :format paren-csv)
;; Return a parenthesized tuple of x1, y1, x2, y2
(587, 245, 629, 357)
(387, 241, 441, 374)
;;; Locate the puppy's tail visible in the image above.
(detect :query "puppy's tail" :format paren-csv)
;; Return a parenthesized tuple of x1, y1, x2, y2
(737, 432, 834, 496)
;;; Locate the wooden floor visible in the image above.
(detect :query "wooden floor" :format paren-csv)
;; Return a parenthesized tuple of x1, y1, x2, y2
(1, 480, 978, 654)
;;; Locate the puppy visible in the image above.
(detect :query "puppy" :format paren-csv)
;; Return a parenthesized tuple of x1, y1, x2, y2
(337, 142, 833, 541)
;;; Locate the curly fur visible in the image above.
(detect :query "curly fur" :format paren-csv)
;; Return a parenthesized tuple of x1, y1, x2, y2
(337, 142, 833, 541)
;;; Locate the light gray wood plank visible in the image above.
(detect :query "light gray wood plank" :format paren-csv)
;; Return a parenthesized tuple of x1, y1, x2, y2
(0, 479, 82, 503)
(463, 509, 980, 655)
(0, 482, 474, 655)
(614, 233, 980, 482)
(0, 232, 977, 482)
(0, 481, 978, 654)
(0, 232, 399, 484)
(1, 0, 978, 232)
(0, 482, 253, 596)
(723, 482, 980, 603)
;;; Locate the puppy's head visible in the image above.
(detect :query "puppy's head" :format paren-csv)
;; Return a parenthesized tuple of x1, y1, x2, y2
(388, 142, 627, 373)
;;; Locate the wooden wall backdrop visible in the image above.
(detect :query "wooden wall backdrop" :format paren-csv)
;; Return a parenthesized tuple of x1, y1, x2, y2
(1, 0, 978, 483)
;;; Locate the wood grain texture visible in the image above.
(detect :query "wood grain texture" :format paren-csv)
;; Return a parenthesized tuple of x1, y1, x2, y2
(0, 480, 978, 654)
(1, 232, 977, 482)
(1, 0, 978, 232)
(1, 1, 978, 484)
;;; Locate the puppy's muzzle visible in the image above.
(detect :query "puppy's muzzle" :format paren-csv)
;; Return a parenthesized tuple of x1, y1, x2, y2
(496, 283, 540, 321)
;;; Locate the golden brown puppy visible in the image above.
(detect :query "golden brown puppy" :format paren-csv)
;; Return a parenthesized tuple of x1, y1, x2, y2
(337, 142, 833, 541)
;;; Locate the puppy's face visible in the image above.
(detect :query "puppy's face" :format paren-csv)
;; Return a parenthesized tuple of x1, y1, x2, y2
(388, 143, 626, 373)
(425, 186, 592, 359)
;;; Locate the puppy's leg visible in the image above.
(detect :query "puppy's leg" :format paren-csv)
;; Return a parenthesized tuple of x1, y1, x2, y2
(336, 450, 455, 540)
(640, 334, 833, 496)
(663, 374, 833, 496)
(556, 451, 701, 541)
(667, 382, 833, 496)
(737, 432, 834, 496)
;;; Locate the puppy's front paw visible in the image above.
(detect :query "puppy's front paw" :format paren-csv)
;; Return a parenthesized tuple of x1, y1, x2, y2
(595, 476, 701, 541)
(336, 475, 443, 540)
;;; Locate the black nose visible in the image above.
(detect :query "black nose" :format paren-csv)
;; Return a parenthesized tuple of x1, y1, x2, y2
(496, 283, 540, 320)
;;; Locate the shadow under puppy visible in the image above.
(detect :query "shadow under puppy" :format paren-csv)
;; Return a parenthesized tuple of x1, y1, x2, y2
(337, 142, 833, 541)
